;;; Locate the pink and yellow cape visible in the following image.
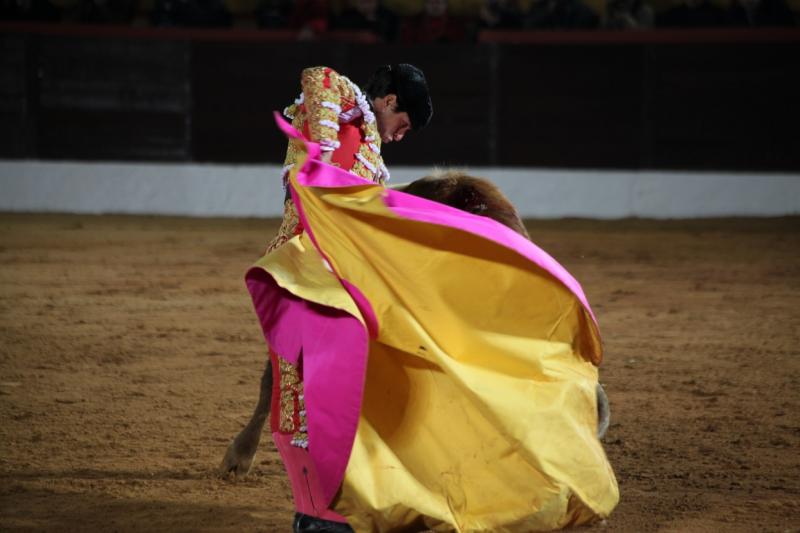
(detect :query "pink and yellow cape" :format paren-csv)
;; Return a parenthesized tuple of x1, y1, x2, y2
(246, 115, 618, 532)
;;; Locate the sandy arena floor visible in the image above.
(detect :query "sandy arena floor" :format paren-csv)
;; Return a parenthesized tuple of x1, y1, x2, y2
(0, 213, 798, 532)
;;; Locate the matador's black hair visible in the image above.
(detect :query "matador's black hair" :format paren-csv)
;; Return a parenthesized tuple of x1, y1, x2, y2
(363, 64, 433, 131)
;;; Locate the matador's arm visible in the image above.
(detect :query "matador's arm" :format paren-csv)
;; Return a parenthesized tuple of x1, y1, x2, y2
(300, 66, 348, 156)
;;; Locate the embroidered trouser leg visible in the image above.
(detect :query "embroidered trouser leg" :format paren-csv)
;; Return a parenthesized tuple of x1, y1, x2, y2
(269, 350, 349, 525)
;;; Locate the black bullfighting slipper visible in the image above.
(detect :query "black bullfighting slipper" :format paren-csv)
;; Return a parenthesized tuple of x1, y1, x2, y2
(293, 512, 355, 532)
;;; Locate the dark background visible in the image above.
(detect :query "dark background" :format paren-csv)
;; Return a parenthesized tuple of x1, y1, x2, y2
(2, 29, 799, 171)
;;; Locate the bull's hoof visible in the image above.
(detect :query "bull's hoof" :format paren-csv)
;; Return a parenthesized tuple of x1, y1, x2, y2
(219, 434, 259, 479)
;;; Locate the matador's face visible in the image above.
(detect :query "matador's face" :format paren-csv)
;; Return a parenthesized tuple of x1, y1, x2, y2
(373, 94, 412, 144)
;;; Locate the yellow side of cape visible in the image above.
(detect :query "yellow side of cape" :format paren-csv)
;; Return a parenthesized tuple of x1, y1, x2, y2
(271, 172, 618, 532)
(251, 232, 364, 324)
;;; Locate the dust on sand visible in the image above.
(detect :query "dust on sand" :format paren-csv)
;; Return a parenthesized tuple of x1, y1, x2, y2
(1, 214, 798, 532)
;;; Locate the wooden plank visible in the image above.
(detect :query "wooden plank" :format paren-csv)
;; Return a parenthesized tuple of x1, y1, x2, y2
(191, 42, 345, 163)
(497, 44, 644, 168)
(649, 43, 800, 171)
(2, 27, 798, 171)
(36, 35, 190, 160)
(37, 110, 188, 160)
(0, 34, 30, 157)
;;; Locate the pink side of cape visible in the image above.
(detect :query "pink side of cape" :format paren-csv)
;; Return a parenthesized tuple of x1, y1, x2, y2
(246, 113, 600, 510)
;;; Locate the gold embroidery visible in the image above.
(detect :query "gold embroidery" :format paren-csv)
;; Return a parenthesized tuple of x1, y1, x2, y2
(351, 140, 385, 183)
(266, 200, 302, 254)
(281, 66, 386, 186)
(282, 137, 303, 176)
(278, 356, 301, 433)
(301, 67, 345, 149)
(292, 396, 309, 449)
(362, 115, 381, 147)
(277, 355, 308, 447)
(283, 67, 355, 171)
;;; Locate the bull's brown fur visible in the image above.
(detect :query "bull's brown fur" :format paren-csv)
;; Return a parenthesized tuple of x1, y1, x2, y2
(401, 170, 530, 238)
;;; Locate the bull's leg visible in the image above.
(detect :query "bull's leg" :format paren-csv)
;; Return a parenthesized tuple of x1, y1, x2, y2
(220, 359, 272, 478)
(596, 383, 610, 440)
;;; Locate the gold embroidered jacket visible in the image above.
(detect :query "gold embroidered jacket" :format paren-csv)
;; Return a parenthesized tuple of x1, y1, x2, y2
(269, 66, 388, 254)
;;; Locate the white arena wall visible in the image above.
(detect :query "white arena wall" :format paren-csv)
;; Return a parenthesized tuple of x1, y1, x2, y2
(1, 160, 799, 219)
